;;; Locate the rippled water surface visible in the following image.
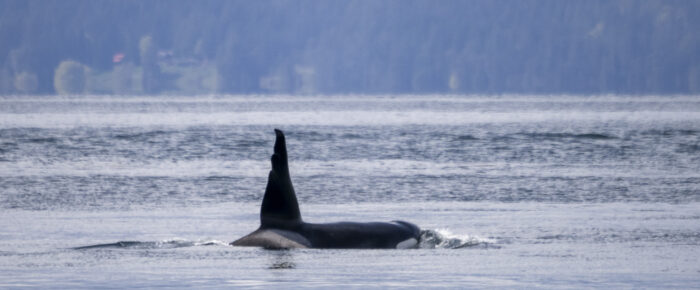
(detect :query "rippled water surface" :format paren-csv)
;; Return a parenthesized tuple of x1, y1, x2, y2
(1, 95, 699, 288)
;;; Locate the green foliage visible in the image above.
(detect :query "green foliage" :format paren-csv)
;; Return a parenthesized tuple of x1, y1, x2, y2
(54, 60, 87, 95)
(112, 63, 140, 94)
(139, 35, 161, 93)
(13, 71, 38, 93)
(163, 63, 219, 94)
(0, 68, 12, 94)
(139, 36, 156, 67)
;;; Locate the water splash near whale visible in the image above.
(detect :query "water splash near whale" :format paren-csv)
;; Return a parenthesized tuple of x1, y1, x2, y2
(419, 229, 497, 249)
(73, 239, 229, 250)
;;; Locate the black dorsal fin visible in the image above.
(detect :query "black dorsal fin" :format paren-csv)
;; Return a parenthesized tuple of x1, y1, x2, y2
(260, 129, 302, 228)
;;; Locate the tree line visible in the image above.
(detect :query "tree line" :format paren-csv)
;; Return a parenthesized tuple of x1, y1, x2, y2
(1, 0, 698, 95)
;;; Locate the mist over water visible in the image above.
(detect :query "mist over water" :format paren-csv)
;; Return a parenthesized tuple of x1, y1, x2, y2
(1, 95, 699, 288)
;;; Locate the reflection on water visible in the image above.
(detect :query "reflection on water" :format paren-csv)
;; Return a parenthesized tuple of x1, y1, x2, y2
(267, 250, 296, 270)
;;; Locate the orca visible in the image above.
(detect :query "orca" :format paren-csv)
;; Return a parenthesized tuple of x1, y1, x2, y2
(231, 129, 421, 249)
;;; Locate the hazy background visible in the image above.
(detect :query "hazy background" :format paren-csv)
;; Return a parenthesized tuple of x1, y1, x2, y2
(1, 0, 699, 96)
(2, 2, 700, 287)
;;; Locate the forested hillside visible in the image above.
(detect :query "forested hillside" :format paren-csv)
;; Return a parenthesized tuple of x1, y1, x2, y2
(1, 0, 698, 95)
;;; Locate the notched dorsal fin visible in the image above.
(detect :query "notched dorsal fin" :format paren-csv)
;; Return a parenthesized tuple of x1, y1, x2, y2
(260, 129, 302, 228)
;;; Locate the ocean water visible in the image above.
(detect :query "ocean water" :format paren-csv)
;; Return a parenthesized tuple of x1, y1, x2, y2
(1, 95, 699, 288)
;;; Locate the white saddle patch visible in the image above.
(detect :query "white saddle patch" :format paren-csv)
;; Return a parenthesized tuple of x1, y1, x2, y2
(395, 238, 418, 249)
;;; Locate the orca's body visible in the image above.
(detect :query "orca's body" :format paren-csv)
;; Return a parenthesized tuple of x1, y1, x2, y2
(231, 129, 420, 249)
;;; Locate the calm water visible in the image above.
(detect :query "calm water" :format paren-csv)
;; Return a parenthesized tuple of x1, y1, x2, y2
(1, 95, 699, 288)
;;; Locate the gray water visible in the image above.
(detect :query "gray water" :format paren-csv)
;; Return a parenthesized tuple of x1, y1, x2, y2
(1, 95, 699, 288)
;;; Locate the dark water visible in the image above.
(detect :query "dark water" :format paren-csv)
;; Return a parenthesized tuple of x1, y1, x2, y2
(1, 95, 699, 288)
